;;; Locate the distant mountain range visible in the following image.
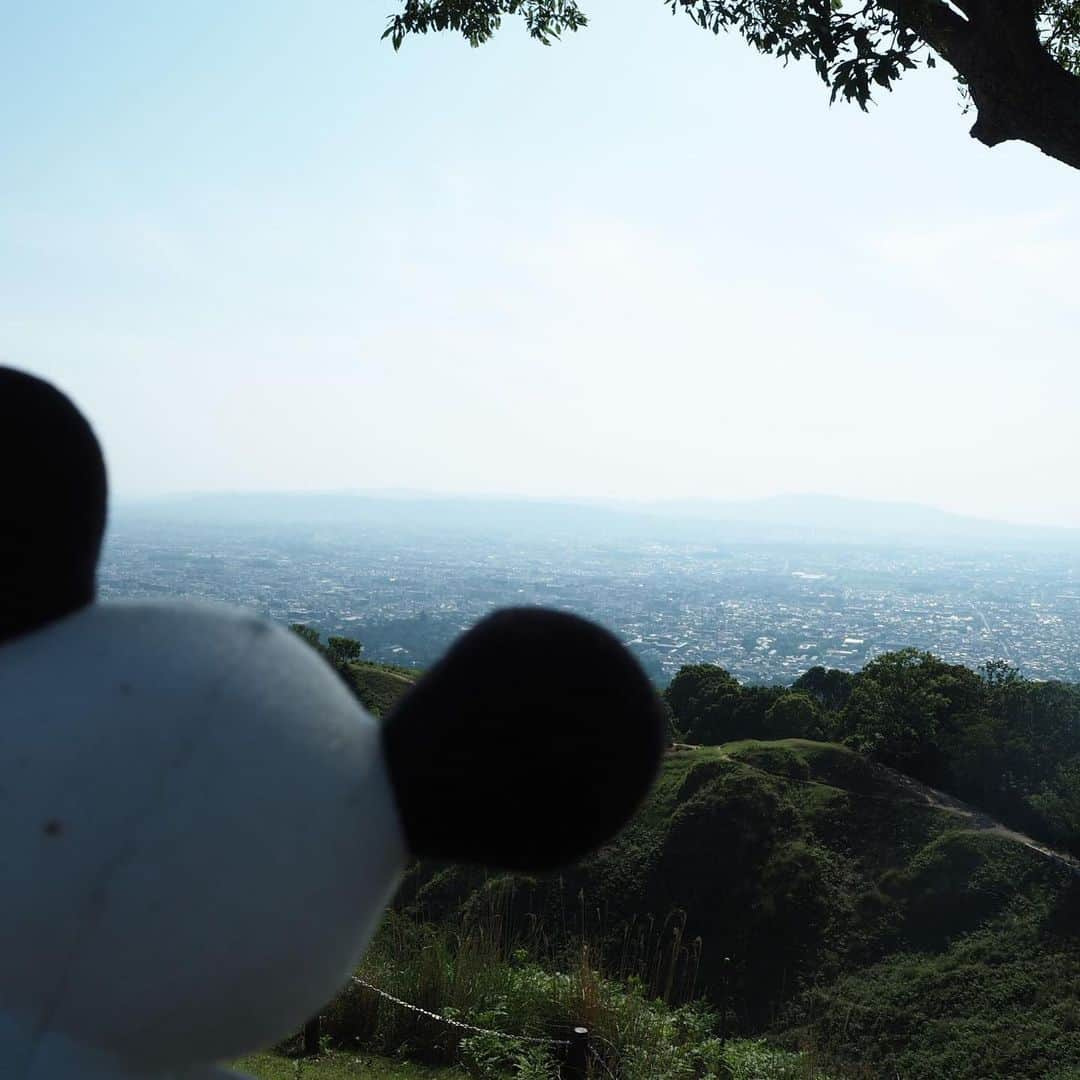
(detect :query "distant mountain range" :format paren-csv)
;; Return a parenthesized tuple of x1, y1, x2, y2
(113, 491, 1080, 549)
(622, 493, 1080, 545)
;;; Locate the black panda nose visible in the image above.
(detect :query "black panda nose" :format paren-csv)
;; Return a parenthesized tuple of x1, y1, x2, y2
(380, 607, 665, 871)
(0, 367, 107, 644)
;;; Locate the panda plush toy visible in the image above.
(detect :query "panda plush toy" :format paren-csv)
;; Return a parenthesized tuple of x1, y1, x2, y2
(0, 368, 665, 1080)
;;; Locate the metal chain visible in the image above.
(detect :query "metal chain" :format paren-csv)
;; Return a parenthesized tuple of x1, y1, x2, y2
(350, 975, 571, 1046)
(587, 1032, 622, 1080)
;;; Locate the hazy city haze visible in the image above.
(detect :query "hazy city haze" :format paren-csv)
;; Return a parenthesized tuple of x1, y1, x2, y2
(3, 2, 1078, 524)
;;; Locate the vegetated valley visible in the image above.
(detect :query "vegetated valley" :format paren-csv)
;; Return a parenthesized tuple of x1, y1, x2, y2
(263, 636, 1080, 1080)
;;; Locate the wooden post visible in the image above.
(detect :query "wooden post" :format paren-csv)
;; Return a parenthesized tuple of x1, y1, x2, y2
(302, 1015, 321, 1057)
(564, 1026, 589, 1080)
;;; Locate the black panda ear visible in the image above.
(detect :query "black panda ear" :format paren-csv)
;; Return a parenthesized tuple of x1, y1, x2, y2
(0, 368, 107, 644)
(381, 608, 665, 871)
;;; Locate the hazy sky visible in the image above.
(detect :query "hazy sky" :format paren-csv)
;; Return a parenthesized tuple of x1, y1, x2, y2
(3, 2, 1079, 525)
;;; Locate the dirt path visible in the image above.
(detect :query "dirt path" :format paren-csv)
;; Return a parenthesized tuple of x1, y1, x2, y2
(874, 763, 1080, 879)
(670, 744, 1080, 879)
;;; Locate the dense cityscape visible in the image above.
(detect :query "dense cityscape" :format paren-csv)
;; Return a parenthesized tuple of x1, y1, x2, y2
(100, 500, 1080, 686)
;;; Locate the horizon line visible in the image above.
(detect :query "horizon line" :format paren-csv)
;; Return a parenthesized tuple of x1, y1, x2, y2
(109, 488, 1080, 534)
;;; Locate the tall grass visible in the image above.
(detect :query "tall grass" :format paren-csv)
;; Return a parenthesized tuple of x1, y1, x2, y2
(315, 886, 834, 1078)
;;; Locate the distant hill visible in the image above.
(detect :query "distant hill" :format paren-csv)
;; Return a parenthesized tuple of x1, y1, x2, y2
(643, 492, 1080, 545)
(114, 491, 1080, 549)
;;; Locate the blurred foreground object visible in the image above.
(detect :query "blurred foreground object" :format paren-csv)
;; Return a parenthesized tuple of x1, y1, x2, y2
(0, 367, 664, 1079)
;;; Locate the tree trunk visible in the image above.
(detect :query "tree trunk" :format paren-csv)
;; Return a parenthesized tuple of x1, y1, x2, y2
(883, 0, 1080, 170)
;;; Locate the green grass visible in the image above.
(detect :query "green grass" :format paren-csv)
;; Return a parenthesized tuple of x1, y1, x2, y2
(233, 1050, 467, 1079)
(310, 905, 836, 1079)
(342, 661, 418, 718)
(663, 740, 904, 799)
(723, 739, 905, 798)
(794, 889, 1080, 1078)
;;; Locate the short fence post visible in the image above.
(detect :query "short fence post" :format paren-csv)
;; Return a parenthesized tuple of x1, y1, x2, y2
(564, 1026, 589, 1080)
(302, 1015, 321, 1057)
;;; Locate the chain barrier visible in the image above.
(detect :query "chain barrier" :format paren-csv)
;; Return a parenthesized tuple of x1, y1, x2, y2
(586, 1030, 622, 1080)
(349, 975, 572, 1046)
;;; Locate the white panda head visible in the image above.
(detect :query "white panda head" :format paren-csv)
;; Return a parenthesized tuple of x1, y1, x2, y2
(0, 368, 664, 1078)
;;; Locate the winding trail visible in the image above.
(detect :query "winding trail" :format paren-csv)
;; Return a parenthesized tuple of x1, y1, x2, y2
(873, 763, 1080, 879)
(670, 744, 1080, 879)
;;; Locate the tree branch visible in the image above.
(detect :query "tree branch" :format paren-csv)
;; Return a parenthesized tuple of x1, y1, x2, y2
(872, 0, 971, 61)
(879, 0, 1080, 167)
(384, 0, 1080, 171)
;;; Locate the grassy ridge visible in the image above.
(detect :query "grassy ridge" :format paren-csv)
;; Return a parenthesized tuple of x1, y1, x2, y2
(342, 660, 418, 718)
(397, 735, 1079, 1077)
(328, 656, 1080, 1076)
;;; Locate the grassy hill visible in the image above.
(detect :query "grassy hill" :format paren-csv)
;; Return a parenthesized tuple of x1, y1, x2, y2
(341, 659, 418, 718)
(317, 655, 1079, 1076)
(394, 737, 1080, 1078)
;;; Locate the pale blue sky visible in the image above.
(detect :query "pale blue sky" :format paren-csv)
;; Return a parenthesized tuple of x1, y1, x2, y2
(3, 2, 1078, 525)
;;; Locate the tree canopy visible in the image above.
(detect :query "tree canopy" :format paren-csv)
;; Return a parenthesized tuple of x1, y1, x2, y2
(385, 0, 1080, 170)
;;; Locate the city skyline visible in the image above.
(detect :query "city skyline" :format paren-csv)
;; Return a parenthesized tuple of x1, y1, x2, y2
(101, 503, 1080, 687)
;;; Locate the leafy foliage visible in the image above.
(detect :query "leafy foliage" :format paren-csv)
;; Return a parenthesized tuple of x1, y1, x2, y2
(385, 0, 1080, 169)
(669, 0, 930, 109)
(1030, 759, 1080, 850)
(383, 1, 588, 49)
(1043, 0, 1080, 73)
(326, 635, 363, 666)
(797, 890, 1080, 1079)
(666, 663, 741, 728)
(792, 666, 853, 712)
(765, 691, 826, 740)
(385, 0, 1080, 90)
(839, 648, 982, 774)
(381, 0, 938, 107)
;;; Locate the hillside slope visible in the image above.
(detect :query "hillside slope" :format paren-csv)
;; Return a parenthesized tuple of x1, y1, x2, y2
(395, 739, 1080, 1079)
(340, 659, 418, 718)
(327, 660, 1079, 1077)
